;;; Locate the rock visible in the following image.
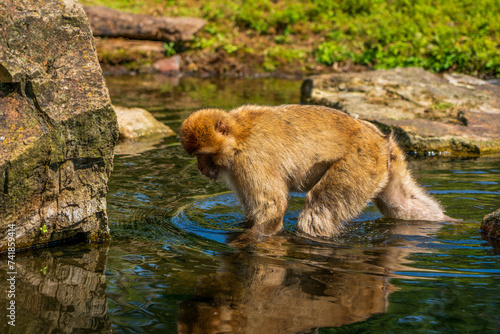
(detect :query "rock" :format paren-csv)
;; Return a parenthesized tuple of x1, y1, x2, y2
(481, 209, 500, 240)
(153, 55, 181, 74)
(301, 68, 500, 156)
(114, 106, 175, 140)
(0, 0, 119, 251)
(84, 6, 207, 42)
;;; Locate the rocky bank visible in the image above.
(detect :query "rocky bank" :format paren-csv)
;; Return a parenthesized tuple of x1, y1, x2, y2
(0, 0, 119, 251)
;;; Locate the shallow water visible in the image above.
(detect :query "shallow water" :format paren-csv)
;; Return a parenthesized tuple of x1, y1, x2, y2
(1, 75, 499, 333)
(107, 145, 500, 333)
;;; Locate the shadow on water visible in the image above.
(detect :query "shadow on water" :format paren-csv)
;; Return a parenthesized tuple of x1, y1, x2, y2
(1, 75, 499, 333)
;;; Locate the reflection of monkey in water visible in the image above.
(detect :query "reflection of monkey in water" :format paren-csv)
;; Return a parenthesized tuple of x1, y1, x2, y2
(181, 104, 455, 238)
(177, 250, 391, 333)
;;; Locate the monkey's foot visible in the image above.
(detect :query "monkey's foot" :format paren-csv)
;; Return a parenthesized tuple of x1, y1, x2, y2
(228, 230, 264, 248)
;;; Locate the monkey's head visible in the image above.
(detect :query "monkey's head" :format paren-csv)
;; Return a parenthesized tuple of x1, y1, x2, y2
(181, 109, 237, 180)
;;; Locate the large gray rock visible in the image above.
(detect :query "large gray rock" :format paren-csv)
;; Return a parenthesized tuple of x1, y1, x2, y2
(0, 0, 119, 251)
(481, 209, 500, 240)
(301, 68, 500, 156)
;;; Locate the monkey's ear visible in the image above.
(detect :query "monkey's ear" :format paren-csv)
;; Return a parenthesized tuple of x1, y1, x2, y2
(215, 121, 230, 136)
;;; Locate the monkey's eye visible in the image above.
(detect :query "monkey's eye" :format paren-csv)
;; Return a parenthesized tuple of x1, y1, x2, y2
(196, 152, 216, 159)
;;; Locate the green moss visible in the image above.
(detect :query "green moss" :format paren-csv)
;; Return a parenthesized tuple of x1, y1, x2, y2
(81, 0, 500, 78)
(61, 105, 118, 159)
(4, 133, 52, 207)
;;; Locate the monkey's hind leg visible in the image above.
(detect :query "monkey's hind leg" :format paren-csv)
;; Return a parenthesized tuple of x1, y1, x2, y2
(297, 158, 387, 238)
(373, 144, 451, 221)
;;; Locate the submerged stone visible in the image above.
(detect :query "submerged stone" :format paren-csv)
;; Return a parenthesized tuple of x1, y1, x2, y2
(0, 0, 119, 251)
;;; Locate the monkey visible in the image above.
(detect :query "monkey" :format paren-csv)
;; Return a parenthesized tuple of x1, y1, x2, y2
(180, 104, 455, 239)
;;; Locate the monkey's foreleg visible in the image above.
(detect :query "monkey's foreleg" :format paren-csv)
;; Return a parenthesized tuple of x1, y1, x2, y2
(238, 185, 288, 236)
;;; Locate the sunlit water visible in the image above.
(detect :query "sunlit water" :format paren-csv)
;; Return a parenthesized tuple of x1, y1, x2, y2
(1, 75, 499, 333)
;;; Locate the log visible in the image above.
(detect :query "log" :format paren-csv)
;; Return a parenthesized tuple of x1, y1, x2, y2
(84, 6, 206, 42)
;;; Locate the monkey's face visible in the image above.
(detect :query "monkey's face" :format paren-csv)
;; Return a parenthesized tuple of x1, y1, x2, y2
(196, 153, 221, 180)
(180, 108, 237, 181)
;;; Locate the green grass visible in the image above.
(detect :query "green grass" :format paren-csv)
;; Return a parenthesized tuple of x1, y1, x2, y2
(81, 0, 500, 77)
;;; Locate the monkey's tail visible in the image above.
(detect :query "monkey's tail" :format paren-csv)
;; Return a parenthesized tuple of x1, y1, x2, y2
(374, 135, 455, 222)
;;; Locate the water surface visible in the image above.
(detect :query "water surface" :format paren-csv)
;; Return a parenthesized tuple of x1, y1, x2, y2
(106, 75, 500, 333)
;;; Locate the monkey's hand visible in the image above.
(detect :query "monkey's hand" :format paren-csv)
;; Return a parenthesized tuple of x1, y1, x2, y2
(229, 216, 284, 248)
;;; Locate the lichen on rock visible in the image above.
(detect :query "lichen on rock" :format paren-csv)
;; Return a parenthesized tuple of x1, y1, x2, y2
(0, 0, 119, 251)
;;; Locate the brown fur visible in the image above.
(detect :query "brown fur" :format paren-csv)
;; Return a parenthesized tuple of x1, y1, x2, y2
(180, 104, 454, 238)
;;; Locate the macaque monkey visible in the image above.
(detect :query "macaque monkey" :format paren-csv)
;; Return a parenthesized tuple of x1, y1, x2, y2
(181, 104, 454, 238)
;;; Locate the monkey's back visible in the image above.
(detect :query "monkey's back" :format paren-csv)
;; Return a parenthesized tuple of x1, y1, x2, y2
(229, 104, 391, 192)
